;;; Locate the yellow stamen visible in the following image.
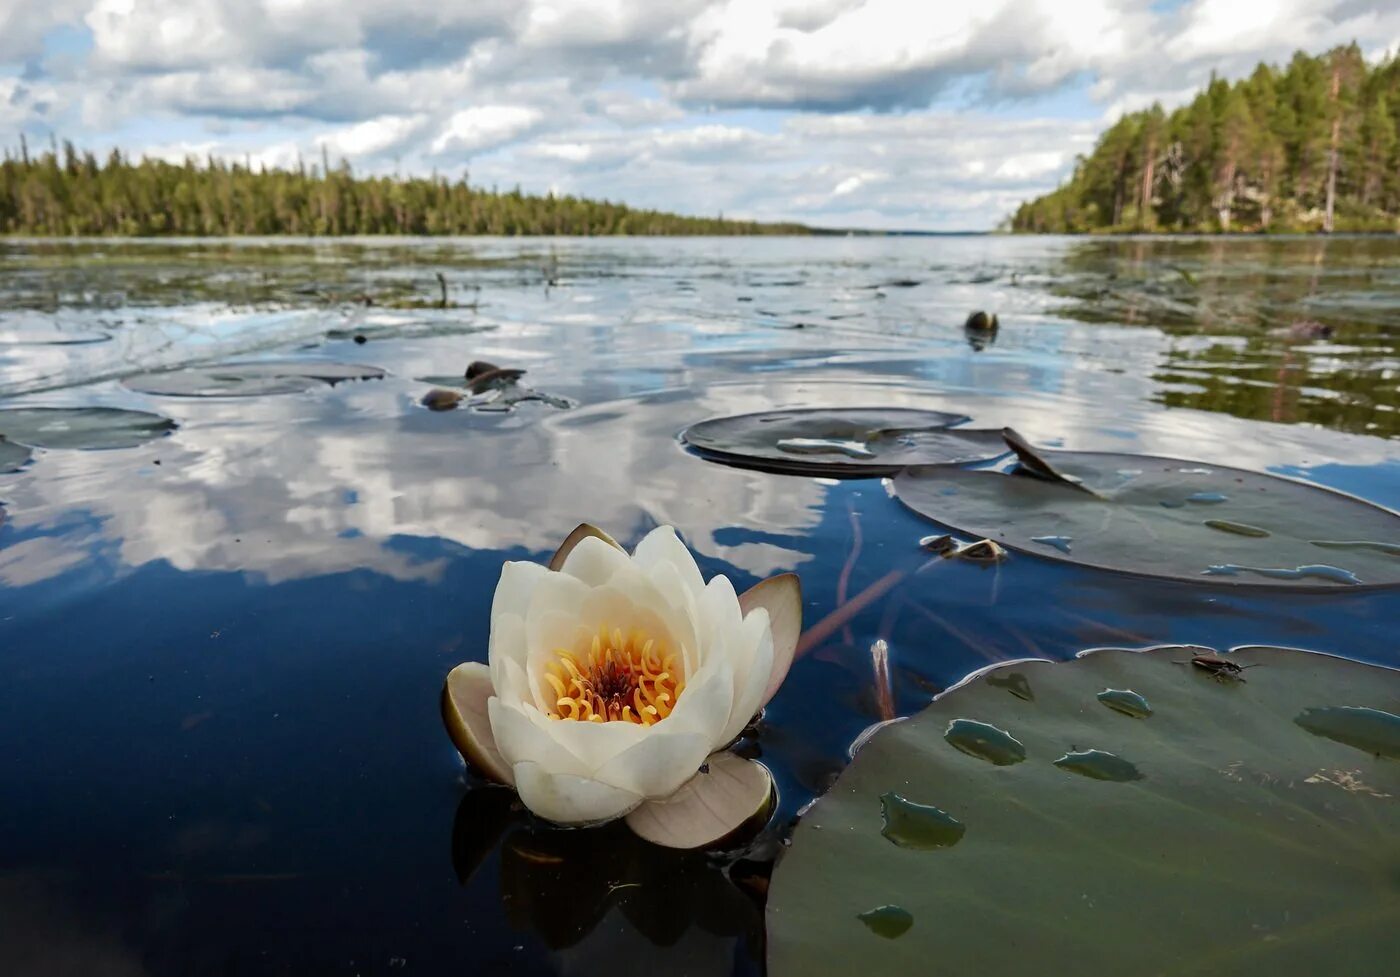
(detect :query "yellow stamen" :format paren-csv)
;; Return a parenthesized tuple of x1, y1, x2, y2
(544, 624, 685, 726)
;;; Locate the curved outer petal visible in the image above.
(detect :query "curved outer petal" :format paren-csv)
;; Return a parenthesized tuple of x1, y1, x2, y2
(738, 572, 802, 705)
(548, 523, 623, 571)
(590, 730, 712, 799)
(491, 560, 550, 627)
(661, 654, 737, 750)
(625, 752, 775, 850)
(716, 610, 774, 746)
(513, 761, 642, 826)
(442, 662, 513, 785)
(489, 698, 589, 777)
(558, 535, 632, 587)
(632, 526, 707, 604)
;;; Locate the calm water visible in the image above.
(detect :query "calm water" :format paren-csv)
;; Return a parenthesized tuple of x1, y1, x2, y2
(0, 236, 1397, 976)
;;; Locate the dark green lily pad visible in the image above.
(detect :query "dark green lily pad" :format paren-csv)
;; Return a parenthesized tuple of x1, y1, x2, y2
(681, 408, 1002, 477)
(893, 450, 1400, 588)
(124, 360, 386, 397)
(768, 645, 1400, 977)
(0, 437, 33, 471)
(0, 408, 176, 450)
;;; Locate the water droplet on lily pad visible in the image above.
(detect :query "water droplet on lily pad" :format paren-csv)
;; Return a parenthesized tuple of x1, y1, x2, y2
(125, 360, 386, 397)
(1031, 535, 1073, 553)
(681, 408, 1003, 477)
(1294, 706, 1400, 760)
(879, 792, 965, 850)
(858, 905, 913, 939)
(1054, 750, 1143, 782)
(1203, 564, 1362, 585)
(1097, 689, 1152, 718)
(0, 407, 177, 450)
(944, 719, 1026, 765)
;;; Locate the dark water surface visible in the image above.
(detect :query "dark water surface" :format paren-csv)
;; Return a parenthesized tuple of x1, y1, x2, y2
(0, 236, 1396, 976)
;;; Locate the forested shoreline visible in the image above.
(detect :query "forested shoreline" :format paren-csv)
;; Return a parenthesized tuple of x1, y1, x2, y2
(1012, 46, 1399, 234)
(0, 142, 809, 236)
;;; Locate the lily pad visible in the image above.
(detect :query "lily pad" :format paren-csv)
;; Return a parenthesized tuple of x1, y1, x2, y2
(893, 450, 1400, 588)
(768, 645, 1400, 977)
(0, 408, 176, 450)
(124, 360, 386, 397)
(0, 437, 32, 471)
(681, 408, 1003, 477)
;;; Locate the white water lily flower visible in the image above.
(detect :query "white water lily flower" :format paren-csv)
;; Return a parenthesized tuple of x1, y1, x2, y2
(444, 524, 801, 847)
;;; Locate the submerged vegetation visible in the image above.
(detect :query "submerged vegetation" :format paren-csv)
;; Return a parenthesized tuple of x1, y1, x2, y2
(0, 141, 809, 237)
(1012, 45, 1400, 234)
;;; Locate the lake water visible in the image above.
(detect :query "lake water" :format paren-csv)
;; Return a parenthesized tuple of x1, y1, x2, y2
(0, 235, 1396, 975)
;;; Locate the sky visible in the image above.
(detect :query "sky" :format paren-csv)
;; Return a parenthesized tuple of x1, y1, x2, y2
(0, 1, 1397, 231)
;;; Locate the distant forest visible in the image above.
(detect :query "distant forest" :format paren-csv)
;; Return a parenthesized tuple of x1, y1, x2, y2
(0, 141, 808, 236)
(1012, 46, 1400, 234)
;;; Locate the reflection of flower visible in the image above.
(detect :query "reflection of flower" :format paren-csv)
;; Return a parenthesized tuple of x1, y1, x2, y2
(445, 524, 800, 847)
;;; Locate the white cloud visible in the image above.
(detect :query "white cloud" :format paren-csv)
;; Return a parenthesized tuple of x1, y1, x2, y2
(3, 0, 1399, 228)
(430, 105, 543, 156)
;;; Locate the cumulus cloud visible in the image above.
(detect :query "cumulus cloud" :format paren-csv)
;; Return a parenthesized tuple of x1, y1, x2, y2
(3, 0, 1398, 228)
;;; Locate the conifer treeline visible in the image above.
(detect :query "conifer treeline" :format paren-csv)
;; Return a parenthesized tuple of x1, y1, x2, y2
(0, 141, 808, 236)
(1012, 46, 1400, 233)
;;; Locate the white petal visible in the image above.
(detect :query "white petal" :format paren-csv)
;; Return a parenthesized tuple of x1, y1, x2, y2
(489, 612, 529, 695)
(491, 560, 550, 624)
(625, 753, 775, 849)
(513, 761, 642, 826)
(698, 574, 743, 653)
(739, 572, 802, 705)
(548, 523, 623, 571)
(591, 729, 712, 799)
(525, 707, 649, 770)
(488, 698, 589, 777)
(663, 655, 736, 748)
(717, 612, 774, 746)
(598, 569, 699, 669)
(442, 662, 513, 785)
(632, 526, 707, 602)
(559, 534, 632, 587)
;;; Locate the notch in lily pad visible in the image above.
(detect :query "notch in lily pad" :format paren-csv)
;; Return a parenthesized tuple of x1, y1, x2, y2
(681, 407, 1006, 477)
(125, 360, 386, 397)
(767, 644, 1400, 977)
(893, 447, 1400, 588)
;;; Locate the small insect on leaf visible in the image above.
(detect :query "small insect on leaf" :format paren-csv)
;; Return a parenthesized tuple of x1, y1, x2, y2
(1175, 655, 1256, 683)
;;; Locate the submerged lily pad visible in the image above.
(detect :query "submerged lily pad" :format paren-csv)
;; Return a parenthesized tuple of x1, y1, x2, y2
(0, 437, 33, 471)
(681, 408, 1003, 477)
(124, 360, 386, 397)
(768, 645, 1400, 977)
(893, 449, 1400, 588)
(0, 408, 176, 450)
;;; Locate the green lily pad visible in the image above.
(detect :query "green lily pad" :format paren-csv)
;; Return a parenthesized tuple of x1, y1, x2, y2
(124, 360, 386, 397)
(681, 408, 1003, 477)
(0, 408, 176, 450)
(768, 645, 1400, 977)
(0, 437, 33, 471)
(893, 450, 1400, 588)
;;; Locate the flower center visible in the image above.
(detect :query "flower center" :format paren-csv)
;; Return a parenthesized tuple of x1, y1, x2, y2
(543, 626, 684, 725)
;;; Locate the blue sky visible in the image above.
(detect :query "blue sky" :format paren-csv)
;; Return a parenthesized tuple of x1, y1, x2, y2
(1, 1, 1396, 230)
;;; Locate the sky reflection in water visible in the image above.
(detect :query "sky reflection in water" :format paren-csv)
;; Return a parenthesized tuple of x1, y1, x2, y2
(0, 236, 1396, 976)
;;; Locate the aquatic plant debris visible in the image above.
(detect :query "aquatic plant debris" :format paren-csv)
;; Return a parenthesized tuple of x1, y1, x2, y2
(680, 407, 1004, 477)
(124, 360, 386, 397)
(767, 644, 1400, 977)
(893, 450, 1400, 588)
